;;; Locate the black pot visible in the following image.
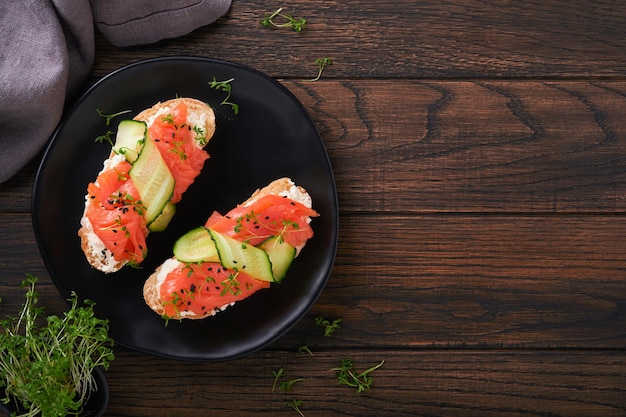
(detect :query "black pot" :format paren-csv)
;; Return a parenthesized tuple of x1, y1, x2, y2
(0, 367, 109, 417)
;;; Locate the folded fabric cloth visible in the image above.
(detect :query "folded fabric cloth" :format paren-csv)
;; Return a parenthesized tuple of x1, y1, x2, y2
(0, 0, 231, 184)
(91, 0, 232, 47)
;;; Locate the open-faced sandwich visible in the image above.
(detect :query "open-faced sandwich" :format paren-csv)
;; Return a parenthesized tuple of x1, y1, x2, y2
(143, 177, 319, 321)
(79, 97, 215, 273)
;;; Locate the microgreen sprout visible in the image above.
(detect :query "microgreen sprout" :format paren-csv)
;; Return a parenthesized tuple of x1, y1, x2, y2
(280, 377, 304, 392)
(272, 368, 304, 393)
(95, 108, 131, 145)
(208, 77, 239, 115)
(315, 315, 342, 336)
(168, 139, 188, 160)
(332, 359, 385, 393)
(285, 398, 305, 416)
(220, 270, 242, 296)
(95, 131, 115, 146)
(161, 113, 175, 124)
(193, 125, 208, 146)
(298, 342, 313, 355)
(272, 368, 285, 392)
(261, 8, 307, 32)
(96, 108, 131, 126)
(306, 57, 332, 82)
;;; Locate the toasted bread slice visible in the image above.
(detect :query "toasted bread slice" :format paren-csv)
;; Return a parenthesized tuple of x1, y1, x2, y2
(143, 177, 314, 319)
(79, 98, 215, 273)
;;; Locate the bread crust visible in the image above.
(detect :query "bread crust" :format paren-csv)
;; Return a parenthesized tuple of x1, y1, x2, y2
(143, 177, 313, 319)
(79, 98, 215, 273)
(143, 263, 168, 317)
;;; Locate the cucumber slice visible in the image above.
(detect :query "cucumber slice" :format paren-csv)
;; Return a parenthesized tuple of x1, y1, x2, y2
(173, 227, 219, 263)
(258, 237, 296, 282)
(129, 137, 175, 225)
(148, 202, 176, 232)
(209, 229, 275, 282)
(113, 120, 146, 163)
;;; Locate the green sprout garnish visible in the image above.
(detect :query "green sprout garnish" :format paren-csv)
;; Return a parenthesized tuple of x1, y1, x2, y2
(261, 7, 307, 32)
(96, 108, 131, 126)
(331, 359, 385, 393)
(209, 77, 239, 115)
(307, 57, 332, 82)
(315, 315, 342, 336)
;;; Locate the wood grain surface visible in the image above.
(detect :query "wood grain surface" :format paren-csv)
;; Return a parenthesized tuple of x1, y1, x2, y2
(1, 1, 626, 416)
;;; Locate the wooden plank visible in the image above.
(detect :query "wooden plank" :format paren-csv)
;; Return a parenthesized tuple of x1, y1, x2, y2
(91, 1, 626, 79)
(284, 80, 626, 213)
(0, 214, 48, 279)
(0, 157, 40, 212)
(0, 214, 58, 317)
(102, 348, 626, 417)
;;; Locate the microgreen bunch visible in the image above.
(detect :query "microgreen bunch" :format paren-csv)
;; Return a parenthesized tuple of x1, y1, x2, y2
(0, 274, 115, 417)
(331, 359, 385, 393)
(261, 8, 307, 32)
(208, 77, 239, 115)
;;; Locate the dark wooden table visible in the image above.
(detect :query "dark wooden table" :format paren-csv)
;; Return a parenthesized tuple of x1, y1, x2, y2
(2, 1, 626, 415)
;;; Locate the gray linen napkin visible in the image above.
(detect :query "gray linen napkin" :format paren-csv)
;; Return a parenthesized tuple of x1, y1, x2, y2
(0, 0, 231, 184)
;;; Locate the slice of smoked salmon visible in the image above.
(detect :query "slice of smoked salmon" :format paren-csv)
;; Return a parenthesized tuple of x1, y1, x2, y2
(148, 102, 210, 203)
(205, 194, 319, 248)
(160, 262, 271, 318)
(86, 160, 148, 264)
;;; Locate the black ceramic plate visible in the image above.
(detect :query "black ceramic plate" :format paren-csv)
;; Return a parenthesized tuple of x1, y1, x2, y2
(32, 57, 338, 362)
